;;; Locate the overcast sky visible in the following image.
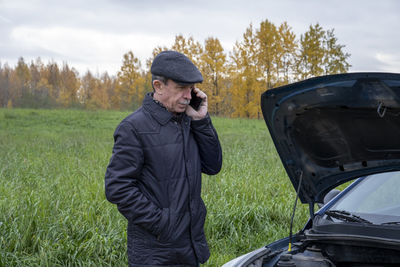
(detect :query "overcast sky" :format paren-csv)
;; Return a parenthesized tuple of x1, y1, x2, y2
(1, 0, 399, 76)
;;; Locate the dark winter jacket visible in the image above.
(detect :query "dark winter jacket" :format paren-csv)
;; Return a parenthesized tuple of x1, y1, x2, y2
(105, 93, 222, 266)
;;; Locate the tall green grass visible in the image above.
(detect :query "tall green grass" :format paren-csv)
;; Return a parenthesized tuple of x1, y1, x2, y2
(0, 109, 309, 266)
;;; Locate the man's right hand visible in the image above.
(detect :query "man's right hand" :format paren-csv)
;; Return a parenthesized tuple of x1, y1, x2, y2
(186, 88, 208, 120)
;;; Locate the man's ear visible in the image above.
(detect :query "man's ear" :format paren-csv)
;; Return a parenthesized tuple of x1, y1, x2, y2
(153, 80, 163, 95)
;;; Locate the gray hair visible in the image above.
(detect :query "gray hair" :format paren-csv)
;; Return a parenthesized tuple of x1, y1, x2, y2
(151, 75, 168, 91)
(152, 75, 168, 84)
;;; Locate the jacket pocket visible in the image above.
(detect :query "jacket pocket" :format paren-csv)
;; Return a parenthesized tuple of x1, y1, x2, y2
(158, 210, 191, 243)
(127, 227, 150, 264)
(158, 209, 178, 242)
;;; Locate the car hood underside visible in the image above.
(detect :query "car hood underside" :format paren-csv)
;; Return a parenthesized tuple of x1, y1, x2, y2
(261, 73, 400, 204)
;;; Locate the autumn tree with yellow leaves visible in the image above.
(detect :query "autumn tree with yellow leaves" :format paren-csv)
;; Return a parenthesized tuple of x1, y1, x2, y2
(200, 37, 228, 116)
(276, 22, 298, 85)
(172, 35, 203, 66)
(297, 23, 350, 79)
(58, 64, 80, 108)
(230, 24, 263, 118)
(116, 51, 145, 110)
(0, 63, 12, 107)
(11, 57, 31, 107)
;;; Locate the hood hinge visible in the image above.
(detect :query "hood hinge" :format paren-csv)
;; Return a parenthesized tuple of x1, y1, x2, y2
(309, 201, 315, 219)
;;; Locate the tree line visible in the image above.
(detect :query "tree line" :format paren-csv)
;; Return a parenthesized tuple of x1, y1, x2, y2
(0, 20, 350, 118)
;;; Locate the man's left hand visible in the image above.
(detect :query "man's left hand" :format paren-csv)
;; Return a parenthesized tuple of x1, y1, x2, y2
(186, 88, 207, 120)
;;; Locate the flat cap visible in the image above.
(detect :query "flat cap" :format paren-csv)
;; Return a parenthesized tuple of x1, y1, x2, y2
(151, 51, 203, 84)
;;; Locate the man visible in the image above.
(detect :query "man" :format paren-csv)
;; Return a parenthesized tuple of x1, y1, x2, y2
(105, 50, 222, 266)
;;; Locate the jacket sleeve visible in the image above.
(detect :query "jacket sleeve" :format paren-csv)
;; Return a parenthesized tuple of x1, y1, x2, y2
(191, 114, 223, 175)
(104, 121, 168, 236)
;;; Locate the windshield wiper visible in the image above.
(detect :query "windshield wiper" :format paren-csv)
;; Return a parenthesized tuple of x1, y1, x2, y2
(381, 221, 400, 225)
(325, 210, 372, 224)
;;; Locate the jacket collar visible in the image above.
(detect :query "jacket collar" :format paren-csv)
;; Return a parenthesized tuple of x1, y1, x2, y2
(143, 92, 183, 125)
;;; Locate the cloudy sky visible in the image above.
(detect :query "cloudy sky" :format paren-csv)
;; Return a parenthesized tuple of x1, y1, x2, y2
(1, 0, 399, 76)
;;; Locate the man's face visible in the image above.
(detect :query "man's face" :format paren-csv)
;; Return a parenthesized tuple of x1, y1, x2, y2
(157, 79, 194, 114)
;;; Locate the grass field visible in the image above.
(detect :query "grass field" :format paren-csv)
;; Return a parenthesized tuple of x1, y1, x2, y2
(0, 108, 309, 266)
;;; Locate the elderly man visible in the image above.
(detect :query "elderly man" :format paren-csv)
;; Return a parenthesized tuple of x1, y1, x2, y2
(105, 51, 222, 266)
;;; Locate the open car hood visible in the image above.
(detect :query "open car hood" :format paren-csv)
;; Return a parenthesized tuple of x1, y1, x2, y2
(261, 73, 400, 204)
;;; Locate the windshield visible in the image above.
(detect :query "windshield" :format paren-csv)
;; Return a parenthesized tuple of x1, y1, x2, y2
(328, 171, 400, 224)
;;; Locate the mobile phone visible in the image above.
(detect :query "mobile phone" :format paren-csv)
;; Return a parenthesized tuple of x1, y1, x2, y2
(189, 90, 202, 110)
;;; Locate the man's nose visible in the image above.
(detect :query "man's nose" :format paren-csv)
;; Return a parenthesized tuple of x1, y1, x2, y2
(184, 88, 192, 99)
